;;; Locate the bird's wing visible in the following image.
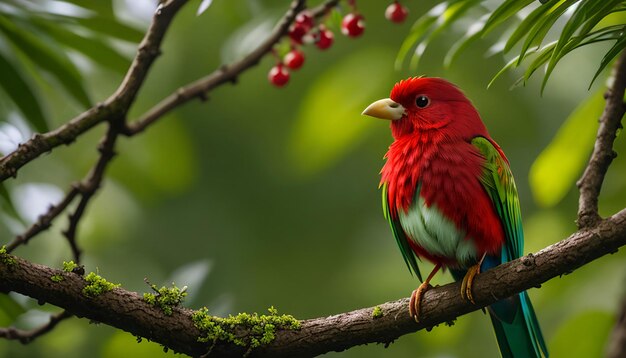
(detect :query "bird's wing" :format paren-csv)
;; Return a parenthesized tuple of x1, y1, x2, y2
(472, 137, 548, 357)
(382, 182, 423, 281)
(471, 136, 523, 262)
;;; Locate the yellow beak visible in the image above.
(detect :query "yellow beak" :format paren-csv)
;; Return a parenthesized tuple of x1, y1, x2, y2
(362, 98, 405, 120)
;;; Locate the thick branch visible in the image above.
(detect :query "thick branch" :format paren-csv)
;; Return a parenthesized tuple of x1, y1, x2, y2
(0, 0, 189, 182)
(1, 209, 624, 357)
(577, 51, 626, 228)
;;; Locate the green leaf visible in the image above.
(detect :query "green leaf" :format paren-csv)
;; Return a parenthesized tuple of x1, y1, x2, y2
(590, 29, 626, 88)
(394, 3, 442, 70)
(481, 0, 534, 36)
(0, 50, 47, 132)
(31, 19, 130, 74)
(75, 16, 144, 43)
(551, 311, 613, 358)
(444, 21, 484, 68)
(524, 41, 557, 82)
(0, 294, 25, 326)
(288, 48, 395, 176)
(516, 0, 579, 68)
(409, 0, 481, 69)
(488, 54, 525, 88)
(577, 25, 624, 46)
(0, 15, 91, 108)
(529, 88, 604, 207)
(542, 0, 624, 91)
(505, 0, 558, 52)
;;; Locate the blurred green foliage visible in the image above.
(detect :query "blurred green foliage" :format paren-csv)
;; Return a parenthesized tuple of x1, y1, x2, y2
(530, 88, 604, 207)
(0, 0, 625, 357)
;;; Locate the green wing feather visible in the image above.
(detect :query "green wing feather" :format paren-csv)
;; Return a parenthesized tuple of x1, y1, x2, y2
(472, 136, 549, 358)
(382, 182, 423, 282)
(471, 136, 523, 262)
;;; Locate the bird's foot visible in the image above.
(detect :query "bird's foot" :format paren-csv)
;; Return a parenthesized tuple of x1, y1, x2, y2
(409, 281, 432, 322)
(460, 263, 480, 304)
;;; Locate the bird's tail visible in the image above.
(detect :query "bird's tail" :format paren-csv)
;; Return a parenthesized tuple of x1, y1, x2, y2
(487, 290, 548, 358)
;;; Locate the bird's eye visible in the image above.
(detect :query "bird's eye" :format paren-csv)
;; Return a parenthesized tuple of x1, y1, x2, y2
(415, 95, 429, 108)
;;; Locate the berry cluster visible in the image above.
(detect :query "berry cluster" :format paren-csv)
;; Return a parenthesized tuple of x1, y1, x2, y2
(268, 1, 409, 87)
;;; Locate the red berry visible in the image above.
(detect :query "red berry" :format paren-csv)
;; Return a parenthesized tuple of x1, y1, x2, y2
(341, 13, 365, 37)
(289, 23, 309, 44)
(385, 1, 408, 23)
(315, 26, 334, 50)
(284, 49, 305, 70)
(268, 64, 289, 87)
(295, 10, 314, 30)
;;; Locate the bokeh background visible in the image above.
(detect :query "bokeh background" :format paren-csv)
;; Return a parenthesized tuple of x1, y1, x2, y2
(0, 0, 625, 357)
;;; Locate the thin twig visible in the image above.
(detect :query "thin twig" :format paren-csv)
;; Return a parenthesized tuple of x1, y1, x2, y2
(0, 311, 71, 344)
(5, 189, 80, 253)
(577, 50, 626, 228)
(126, 0, 315, 135)
(6, 122, 120, 257)
(62, 122, 120, 262)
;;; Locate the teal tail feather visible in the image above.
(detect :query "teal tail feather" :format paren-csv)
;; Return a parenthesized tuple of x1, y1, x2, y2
(451, 259, 548, 358)
(488, 290, 548, 358)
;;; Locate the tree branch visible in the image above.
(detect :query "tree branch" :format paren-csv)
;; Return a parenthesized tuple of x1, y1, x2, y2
(577, 51, 626, 228)
(0, 0, 339, 348)
(5, 189, 79, 252)
(0, 311, 71, 344)
(6, 120, 121, 258)
(0, 209, 624, 357)
(0, 0, 340, 180)
(0, 0, 189, 182)
(126, 0, 337, 135)
(62, 122, 120, 262)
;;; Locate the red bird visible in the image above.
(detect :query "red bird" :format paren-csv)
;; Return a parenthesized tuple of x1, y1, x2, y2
(363, 77, 548, 357)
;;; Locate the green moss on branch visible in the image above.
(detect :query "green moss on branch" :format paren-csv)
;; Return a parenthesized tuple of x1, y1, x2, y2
(82, 272, 119, 298)
(191, 306, 300, 354)
(143, 283, 187, 315)
(0, 246, 16, 268)
(63, 261, 78, 273)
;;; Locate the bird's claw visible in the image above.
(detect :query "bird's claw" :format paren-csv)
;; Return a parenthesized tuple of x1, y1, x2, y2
(461, 264, 480, 304)
(409, 282, 432, 322)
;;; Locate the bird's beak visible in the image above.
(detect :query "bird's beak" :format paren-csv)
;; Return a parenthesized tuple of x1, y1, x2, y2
(362, 98, 405, 120)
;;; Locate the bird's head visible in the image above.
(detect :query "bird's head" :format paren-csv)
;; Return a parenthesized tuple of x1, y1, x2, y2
(362, 77, 487, 140)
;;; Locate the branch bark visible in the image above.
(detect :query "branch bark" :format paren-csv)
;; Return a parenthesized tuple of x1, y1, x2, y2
(0, 208, 624, 357)
(577, 51, 626, 228)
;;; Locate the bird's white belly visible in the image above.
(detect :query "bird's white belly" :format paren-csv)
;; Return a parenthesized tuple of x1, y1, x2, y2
(397, 194, 478, 266)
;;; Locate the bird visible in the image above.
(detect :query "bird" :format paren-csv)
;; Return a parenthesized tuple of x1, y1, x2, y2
(362, 77, 548, 358)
